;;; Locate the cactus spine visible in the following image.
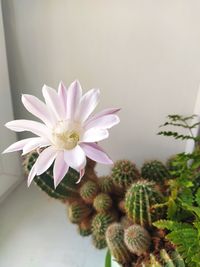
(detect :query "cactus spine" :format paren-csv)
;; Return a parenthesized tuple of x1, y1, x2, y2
(111, 160, 140, 189)
(80, 180, 99, 204)
(141, 160, 170, 183)
(106, 223, 132, 264)
(91, 212, 116, 237)
(68, 201, 92, 224)
(93, 193, 112, 212)
(23, 152, 80, 201)
(125, 180, 163, 227)
(124, 224, 151, 256)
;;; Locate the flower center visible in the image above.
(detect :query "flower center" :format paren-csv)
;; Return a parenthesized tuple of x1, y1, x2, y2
(52, 120, 81, 150)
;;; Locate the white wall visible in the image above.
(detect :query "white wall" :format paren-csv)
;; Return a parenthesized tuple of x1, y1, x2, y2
(2, 1, 200, 173)
(0, 0, 22, 200)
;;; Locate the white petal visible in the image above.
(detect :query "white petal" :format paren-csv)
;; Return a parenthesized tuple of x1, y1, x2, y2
(5, 120, 50, 139)
(85, 108, 120, 126)
(22, 137, 50, 155)
(80, 143, 113, 164)
(35, 146, 57, 175)
(82, 128, 109, 142)
(42, 84, 65, 120)
(27, 164, 37, 187)
(58, 81, 67, 116)
(66, 80, 82, 120)
(21, 94, 53, 126)
(85, 114, 120, 130)
(76, 89, 100, 122)
(64, 145, 86, 170)
(53, 151, 69, 188)
(2, 138, 36, 153)
(76, 168, 85, 184)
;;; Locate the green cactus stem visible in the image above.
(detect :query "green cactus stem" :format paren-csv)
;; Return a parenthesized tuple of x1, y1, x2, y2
(141, 160, 171, 183)
(23, 151, 80, 201)
(78, 217, 92, 236)
(80, 180, 99, 204)
(68, 201, 92, 224)
(125, 180, 163, 227)
(124, 224, 151, 256)
(111, 160, 140, 189)
(93, 193, 112, 213)
(91, 212, 117, 237)
(98, 176, 114, 194)
(92, 234, 107, 249)
(106, 223, 132, 264)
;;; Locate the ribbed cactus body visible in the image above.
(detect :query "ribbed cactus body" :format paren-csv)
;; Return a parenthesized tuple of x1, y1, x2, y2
(93, 193, 112, 212)
(106, 223, 132, 264)
(78, 218, 92, 236)
(68, 201, 92, 224)
(98, 176, 114, 194)
(124, 224, 151, 256)
(111, 160, 140, 189)
(141, 160, 170, 183)
(24, 152, 80, 201)
(80, 180, 99, 204)
(140, 250, 185, 267)
(92, 234, 107, 249)
(91, 212, 116, 237)
(125, 180, 163, 227)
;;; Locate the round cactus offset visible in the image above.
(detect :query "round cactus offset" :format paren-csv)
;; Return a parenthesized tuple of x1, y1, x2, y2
(80, 180, 99, 204)
(124, 224, 151, 256)
(141, 160, 171, 183)
(93, 193, 112, 212)
(68, 201, 92, 224)
(78, 217, 92, 237)
(111, 160, 140, 189)
(92, 234, 107, 249)
(106, 223, 132, 264)
(91, 212, 117, 237)
(125, 180, 163, 227)
(98, 176, 114, 194)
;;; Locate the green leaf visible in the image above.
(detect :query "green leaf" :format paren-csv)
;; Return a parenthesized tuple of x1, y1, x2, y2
(196, 188, 200, 207)
(167, 198, 177, 219)
(105, 250, 111, 267)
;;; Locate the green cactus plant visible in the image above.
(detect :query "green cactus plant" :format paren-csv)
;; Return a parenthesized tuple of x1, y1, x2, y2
(98, 176, 114, 194)
(125, 180, 163, 227)
(140, 250, 185, 267)
(68, 201, 92, 224)
(111, 160, 140, 189)
(91, 212, 117, 237)
(78, 217, 92, 236)
(80, 180, 99, 204)
(106, 223, 132, 264)
(92, 234, 107, 249)
(93, 193, 112, 213)
(23, 151, 80, 201)
(124, 224, 151, 256)
(141, 160, 171, 183)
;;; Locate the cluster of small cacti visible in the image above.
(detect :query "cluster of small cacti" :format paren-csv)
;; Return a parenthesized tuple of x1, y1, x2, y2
(23, 152, 185, 265)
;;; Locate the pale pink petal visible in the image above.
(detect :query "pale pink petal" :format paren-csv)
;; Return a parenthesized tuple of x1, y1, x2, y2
(21, 94, 53, 126)
(2, 138, 36, 154)
(64, 145, 86, 170)
(76, 168, 85, 184)
(85, 108, 120, 126)
(85, 114, 120, 130)
(53, 151, 69, 188)
(27, 163, 37, 187)
(80, 143, 113, 164)
(76, 89, 100, 122)
(82, 128, 109, 142)
(67, 80, 82, 120)
(42, 85, 65, 120)
(22, 137, 50, 155)
(58, 81, 67, 116)
(5, 120, 50, 139)
(35, 146, 57, 175)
